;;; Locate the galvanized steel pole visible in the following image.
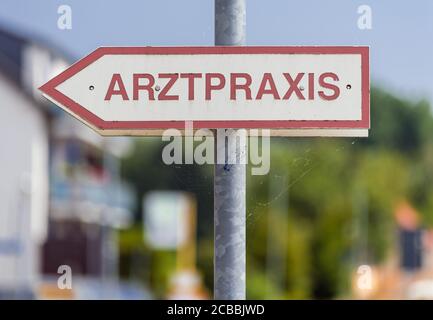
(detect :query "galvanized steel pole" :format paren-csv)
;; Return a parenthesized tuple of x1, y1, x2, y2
(214, 0, 246, 300)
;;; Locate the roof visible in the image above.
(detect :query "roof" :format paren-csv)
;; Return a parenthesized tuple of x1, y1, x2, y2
(0, 21, 75, 88)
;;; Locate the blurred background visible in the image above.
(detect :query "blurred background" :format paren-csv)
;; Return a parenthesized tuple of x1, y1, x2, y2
(0, 0, 432, 299)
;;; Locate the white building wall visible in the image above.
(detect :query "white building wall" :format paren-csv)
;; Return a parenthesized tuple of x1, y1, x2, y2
(0, 72, 49, 293)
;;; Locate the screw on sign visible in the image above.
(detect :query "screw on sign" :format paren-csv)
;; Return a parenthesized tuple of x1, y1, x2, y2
(39, 46, 369, 135)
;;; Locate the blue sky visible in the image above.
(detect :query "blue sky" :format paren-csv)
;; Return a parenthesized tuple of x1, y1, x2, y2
(0, 0, 432, 102)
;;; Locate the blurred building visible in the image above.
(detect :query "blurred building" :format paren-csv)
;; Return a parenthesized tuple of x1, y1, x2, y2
(0, 28, 50, 298)
(0, 26, 137, 299)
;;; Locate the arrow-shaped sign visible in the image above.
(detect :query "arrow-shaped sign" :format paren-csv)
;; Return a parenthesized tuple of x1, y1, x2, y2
(39, 46, 369, 136)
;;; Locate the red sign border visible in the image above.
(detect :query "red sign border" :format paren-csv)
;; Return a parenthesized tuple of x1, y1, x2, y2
(39, 46, 370, 131)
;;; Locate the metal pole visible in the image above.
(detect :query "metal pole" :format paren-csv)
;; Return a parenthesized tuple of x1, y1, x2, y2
(214, 0, 246, 300)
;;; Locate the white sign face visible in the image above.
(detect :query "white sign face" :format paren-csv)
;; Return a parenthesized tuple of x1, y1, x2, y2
(143, 191, 189, 249)
(39, 47, 369, 136)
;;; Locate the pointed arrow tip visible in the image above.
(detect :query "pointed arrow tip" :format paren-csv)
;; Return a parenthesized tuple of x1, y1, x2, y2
(38, 82, 50, 95)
